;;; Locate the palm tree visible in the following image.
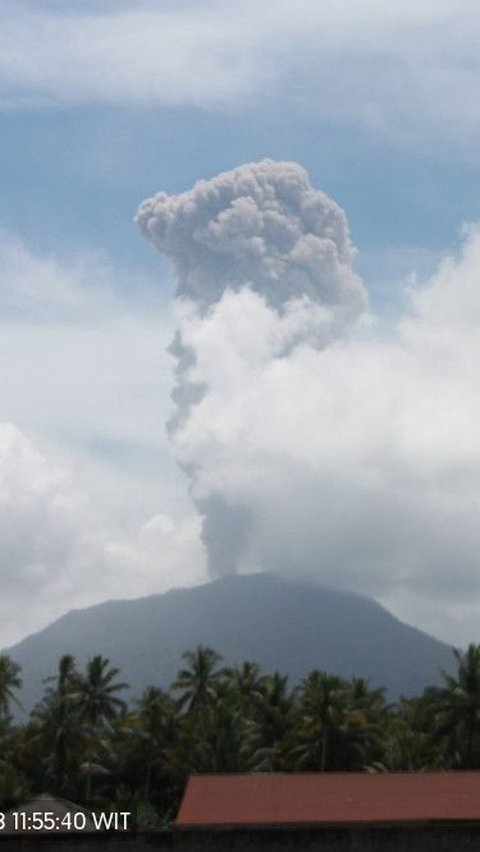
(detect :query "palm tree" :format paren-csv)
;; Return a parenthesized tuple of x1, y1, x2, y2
(131, 686, 177, 802)
(349, 677, 386, 716)
(0, 655, 22, 720)
(0, 655, 24, 793)
(165, 677, 249, 778)
(248, 672, 296, 770)
(76, 656, 128, 729)
(434, 644, 480, 769)
(30, 654, 81, 794)
(74, 656, 128, 799)
(224, 661, 265, 715)
(294, 670, 349, 771)
(192, 678, 248, 772)
(375, 715, 436, 772)
(344, 677, 388, 769)
(372, 688, 442, 772)
(172, 646, 224, 713)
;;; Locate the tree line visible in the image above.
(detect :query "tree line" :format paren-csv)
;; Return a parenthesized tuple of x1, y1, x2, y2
(1, 643, 480, 825)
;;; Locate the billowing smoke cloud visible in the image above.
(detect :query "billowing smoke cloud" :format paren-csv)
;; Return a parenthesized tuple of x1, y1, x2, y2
(138, 160, 480, 642)
(136, 160, 368, 577)
(136, 159, 366, 318)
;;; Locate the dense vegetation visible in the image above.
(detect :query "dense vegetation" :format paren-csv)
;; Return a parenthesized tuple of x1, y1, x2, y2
(1, 644, 480, 825)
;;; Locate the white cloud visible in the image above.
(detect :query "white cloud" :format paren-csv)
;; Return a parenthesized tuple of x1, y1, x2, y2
(0, 230, 207, 646)
(0, 3, 265, 108)
(135, 160, 480, 645)
(164, 222, 480, 645)
(4, 168, 480, 648)
(0, 421, 205, 646)
(1, 1, 480, 146)
(0, 230, 173, 490)
(0, 229, 125, 323)
(0, 421, 108, 643)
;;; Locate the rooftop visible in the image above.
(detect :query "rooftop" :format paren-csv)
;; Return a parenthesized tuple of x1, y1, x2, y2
(176, 772, 480, 828)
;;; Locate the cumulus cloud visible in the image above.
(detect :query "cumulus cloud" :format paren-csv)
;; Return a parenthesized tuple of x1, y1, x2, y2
(0, 230, 122, 324)
(0, 422, 205, 647)
(139, 159, 480, 642)
(0, 422, 109, 641)
(0, 230, 205, 647)
(0, 229, 175, 505)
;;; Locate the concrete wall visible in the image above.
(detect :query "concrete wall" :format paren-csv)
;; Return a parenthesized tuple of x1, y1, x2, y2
(3, 824, 480, 851)
(0, 833, 170, 852)
(173, 824, 480, 852)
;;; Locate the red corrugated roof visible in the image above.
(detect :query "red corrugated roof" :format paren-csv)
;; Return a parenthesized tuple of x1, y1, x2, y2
(176, 772, 480, 827)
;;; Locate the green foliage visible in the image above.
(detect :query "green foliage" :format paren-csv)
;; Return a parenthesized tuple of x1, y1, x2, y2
(433, 644, 480, 769)
(29, 654, 82, 796)
(0, 654, 22, 719)
(171, 645, 224, 712)
(5, 641, 480, 823)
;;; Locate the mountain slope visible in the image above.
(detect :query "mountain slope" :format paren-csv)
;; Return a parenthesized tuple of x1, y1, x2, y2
(5, 573, 454, 713)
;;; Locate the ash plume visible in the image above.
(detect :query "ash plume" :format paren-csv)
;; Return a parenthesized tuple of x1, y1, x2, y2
(136, 160, 367, 577)
(135, 159, 366, 317)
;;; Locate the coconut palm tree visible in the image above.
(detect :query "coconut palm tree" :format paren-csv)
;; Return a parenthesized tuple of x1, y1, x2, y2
(0, 657, 23, 789)
(0, 655, 22, 720)
(224, 660, 265, 715)
(434, 644, 480, 769)
(194, 678, 248, 772)
(172, 645, 224, 713)
(247, 671, 296, 770)
(73, 656, 128, 800)
(294, 670, 349, 771)
(30, 654, 81, 794)
(166, 677, 249, 777)
(343, 676, 388, 769)
(130, 686, 178, 802)
(75, 656, 128, 729)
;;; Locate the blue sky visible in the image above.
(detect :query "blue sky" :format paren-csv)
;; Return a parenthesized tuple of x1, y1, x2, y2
(2, 0, 480, 647)
(3, 103, 479, 286)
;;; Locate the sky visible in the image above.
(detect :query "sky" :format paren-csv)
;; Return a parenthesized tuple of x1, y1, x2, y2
(2, 0, 480, 648)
